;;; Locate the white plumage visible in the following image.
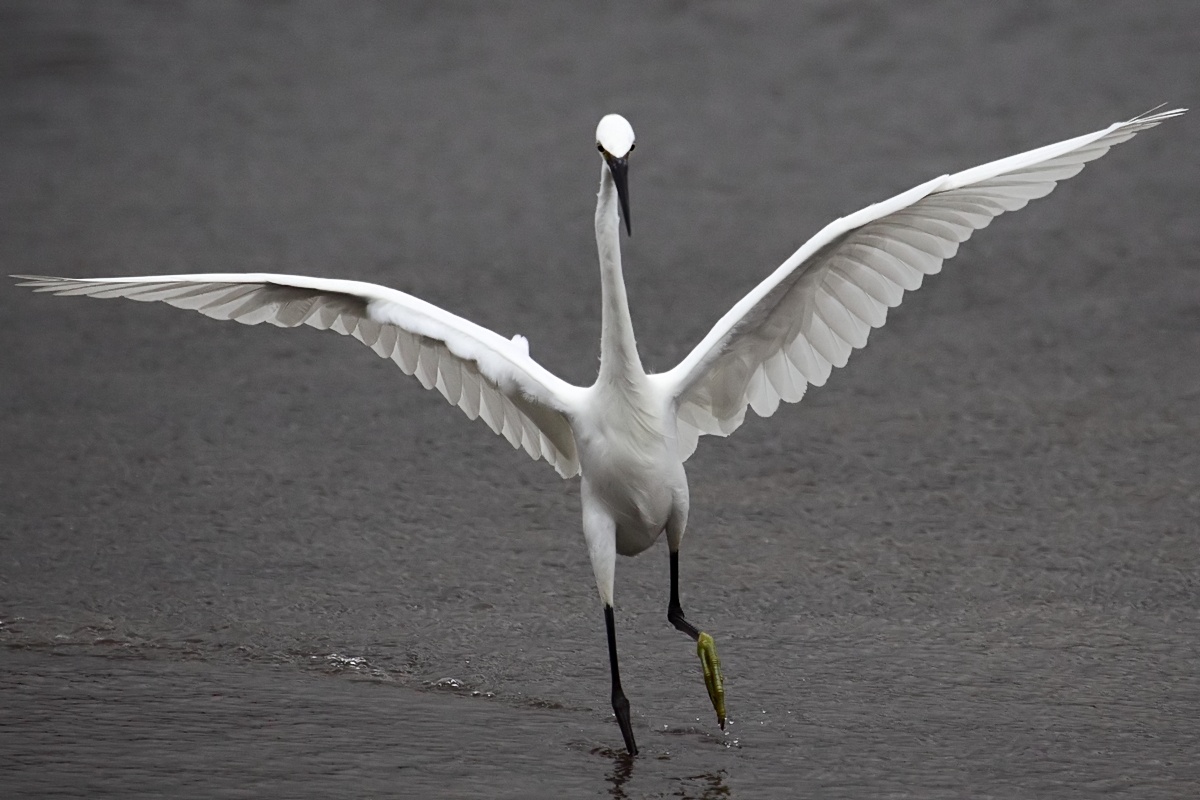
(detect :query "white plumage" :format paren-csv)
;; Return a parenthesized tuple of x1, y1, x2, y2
(14, 107, 1183, 755)
(658, 109, 1184, 458)
(25, 273, 584, 477)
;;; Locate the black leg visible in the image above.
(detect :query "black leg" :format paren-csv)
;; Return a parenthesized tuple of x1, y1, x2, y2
(666, 549, 726, 729)
(667, 550, 700, 640)
(604, 603, 638, 755)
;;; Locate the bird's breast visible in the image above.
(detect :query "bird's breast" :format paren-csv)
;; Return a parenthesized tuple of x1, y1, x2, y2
(576, 396, 685, 556)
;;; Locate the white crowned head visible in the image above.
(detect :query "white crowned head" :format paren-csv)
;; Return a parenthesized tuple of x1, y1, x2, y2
(596, 114, 636, 158)
(596, 115, 635, 235)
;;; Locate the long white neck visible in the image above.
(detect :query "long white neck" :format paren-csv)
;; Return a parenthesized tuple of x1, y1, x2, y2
(594, 162, 645, 387)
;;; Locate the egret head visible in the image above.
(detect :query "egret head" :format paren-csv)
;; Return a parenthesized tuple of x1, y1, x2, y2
(596, 114, 635, 236)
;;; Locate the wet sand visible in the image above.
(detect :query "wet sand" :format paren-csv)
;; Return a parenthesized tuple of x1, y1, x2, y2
(2, 2, 1198, 797)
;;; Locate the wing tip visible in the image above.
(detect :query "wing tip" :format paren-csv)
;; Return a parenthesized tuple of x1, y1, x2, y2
(1124, 106, 1187, 127)
(12, 274, 73, 292)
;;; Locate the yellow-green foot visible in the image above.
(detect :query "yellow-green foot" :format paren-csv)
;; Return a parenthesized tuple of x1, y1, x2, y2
(696, 631, 725, 728)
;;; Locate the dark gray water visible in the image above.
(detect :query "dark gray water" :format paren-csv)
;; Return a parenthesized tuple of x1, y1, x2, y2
(3, 2, 1198, 797)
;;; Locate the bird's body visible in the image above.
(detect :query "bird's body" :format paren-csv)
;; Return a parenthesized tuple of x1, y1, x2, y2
(15, 106, 1184, 756)
(577, 396, 683, 559)
(580, 153, 686, 564)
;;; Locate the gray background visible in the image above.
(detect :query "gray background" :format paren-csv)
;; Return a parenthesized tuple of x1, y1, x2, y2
(2, 2, 1197, 797)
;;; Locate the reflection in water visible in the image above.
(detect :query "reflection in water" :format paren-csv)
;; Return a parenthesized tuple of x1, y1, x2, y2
(596, 748, 730, 799)
(682, 770, 732, 798)
(600, 749, 634, 798)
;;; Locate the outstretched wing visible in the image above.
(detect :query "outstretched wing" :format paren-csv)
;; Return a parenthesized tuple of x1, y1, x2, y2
(15, 273, 584, 477)
(653, 108, 1185, 460)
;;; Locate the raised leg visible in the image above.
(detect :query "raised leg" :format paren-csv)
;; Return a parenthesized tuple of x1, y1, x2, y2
(667, 550, 726, 728)
(605, 603, 638, 755)
(667, 550, 699, 639)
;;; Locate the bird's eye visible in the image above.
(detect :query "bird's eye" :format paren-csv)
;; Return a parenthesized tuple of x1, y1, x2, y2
(597, 143, 604, 152)
(629, 143, 636, 151)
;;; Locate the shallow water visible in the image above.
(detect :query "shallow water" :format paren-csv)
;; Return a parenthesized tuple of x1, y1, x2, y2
(3, 2, 1199, 797)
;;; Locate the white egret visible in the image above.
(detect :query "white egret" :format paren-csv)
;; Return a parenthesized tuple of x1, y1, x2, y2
(15, 107, 1183, 755)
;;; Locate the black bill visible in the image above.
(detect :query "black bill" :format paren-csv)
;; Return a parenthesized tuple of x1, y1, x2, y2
(604, 153, 632, 236)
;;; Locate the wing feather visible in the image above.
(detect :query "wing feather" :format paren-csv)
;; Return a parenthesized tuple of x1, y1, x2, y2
(14, 273, 583, 477)
(655, 108, 1184, 460)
